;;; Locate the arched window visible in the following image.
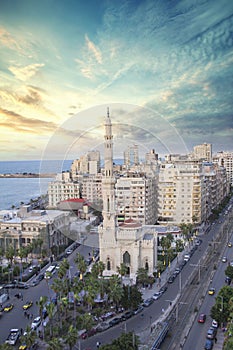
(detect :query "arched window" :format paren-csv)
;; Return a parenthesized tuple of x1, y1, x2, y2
(123, 251, 131, 265)
(107, 258, 111, 271)
(145, 260, 149, 271)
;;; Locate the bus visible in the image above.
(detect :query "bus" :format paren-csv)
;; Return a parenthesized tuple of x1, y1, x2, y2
(44, 265, 56, 279)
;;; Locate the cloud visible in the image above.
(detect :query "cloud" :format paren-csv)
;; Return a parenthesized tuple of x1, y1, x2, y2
(0, 107, 57, 134)
(85, 34, 102, 64)
(0, 26, 21, 51)
(8, 63, 45, 81)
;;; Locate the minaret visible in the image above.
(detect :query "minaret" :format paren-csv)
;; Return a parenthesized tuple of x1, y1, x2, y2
(102, 107, 116, 229)
(99, 108, 117, 272)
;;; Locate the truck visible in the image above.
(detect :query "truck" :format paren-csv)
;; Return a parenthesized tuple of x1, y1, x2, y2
(5, 328, 20, 345)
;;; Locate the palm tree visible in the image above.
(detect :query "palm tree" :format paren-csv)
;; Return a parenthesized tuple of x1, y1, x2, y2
(64, 325, 78, 350)
(117, 263, 128, 280)
(46, 337, 64, 350)
(75, 253, 87, 281)
(36, 295, 48, 337)
(0, 343, 13, 350)
(108, 275, 124, 311)
(19, 326, 37, 349)
(46, 301, 55, 337)
(5, 245, 15, 266)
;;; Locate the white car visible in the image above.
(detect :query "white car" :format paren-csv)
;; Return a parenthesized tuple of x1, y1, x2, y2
(212, 319, 218, 328)
(31, 316, 41, 330)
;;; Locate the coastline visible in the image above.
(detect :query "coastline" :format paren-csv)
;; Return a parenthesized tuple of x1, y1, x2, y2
(0, 173, 56, 178)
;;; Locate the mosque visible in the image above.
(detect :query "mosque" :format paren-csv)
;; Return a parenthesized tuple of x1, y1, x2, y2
(98, 110, 158, 283)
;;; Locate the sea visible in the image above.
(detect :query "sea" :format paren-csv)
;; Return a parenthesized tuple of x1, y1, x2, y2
(0, 160, 73, 210)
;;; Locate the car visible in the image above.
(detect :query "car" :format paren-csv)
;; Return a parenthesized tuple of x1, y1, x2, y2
(143, 298, 154, 307)
(208, 287, 215, 295)
(109, 317, 122, 327)
(204, 339, 214, 350)
(81, 327, 97, 339)
(37, 274, 44, 281)
(122, 310, 134, 320)
(206, 327, 217, 339)
(153, 291, 162, 300)
(31, 316, 41, 330)
(197, 313, 206, 323)
(228, 242, 232, 247)
(96, 322, 110, 332)
(30, 279, 39, 287)
(174, 267, 181, 275)
(133, 305, 144, 314)
(17, 282, 29, 289)
(168, 274, 175, 283)
(65, 249, 73, 255)
(4, 303, 14, 312)
(159, 285, 168, 294)
(222, 256, 227, 263)
(212, 319, 218, 328)
(230, 261, 233, 267)
(23, 301, 33, 310)
(225, 276, 231, 285)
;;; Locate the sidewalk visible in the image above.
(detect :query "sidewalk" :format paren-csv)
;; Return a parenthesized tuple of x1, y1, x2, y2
(141, 249, 187, 301)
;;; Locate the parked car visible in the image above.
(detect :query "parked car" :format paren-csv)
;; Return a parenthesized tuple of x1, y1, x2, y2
(133, 305, 144, 314)
(222, 256, 227, 263)
(204, 339, 214, 349)
(109, 317, 122, 327)
(168, 274, 175, 283)
(37, 274, 44, 281)
(212, 319, 218, 328)
(96, 322, 110, 332)
(31, 316, 41, 330)
(228, 242, 232, 247)
(122, 310, 134, 320)
(81, 327, 97, 339)
(225, 276, 231, 285)
(197, 313, 206, 323)
(143, 298, 154, 307)
(206, 327, 217, 339)
(153, 291, 162, 300)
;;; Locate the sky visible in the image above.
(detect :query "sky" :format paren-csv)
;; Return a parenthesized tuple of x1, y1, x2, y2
(0, 0, 233, 163)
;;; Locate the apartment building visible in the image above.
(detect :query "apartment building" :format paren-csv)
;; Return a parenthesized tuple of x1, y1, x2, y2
(213, 151, 233, 186)
(124, 144, 139, 168)
(48, 172, 81, 208)
(158, 160, 205, 225)
(81, 173, 103, 209)
(0, 206, 70, 253)
(71, 150, 100, 180)
(158, 158, 228, 226)
(193, 143, 212, 162)
(115, 173, 157, 225)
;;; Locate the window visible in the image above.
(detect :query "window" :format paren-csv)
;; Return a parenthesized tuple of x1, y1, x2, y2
(107, 258, 111, 271)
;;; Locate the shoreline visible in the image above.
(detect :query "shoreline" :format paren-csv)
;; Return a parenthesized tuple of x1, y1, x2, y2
(0, 173, 56, 178)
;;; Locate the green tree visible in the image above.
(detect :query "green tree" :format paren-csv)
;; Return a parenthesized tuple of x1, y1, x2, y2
(19, 326, 37, 349)
(5, 245, 15, 265)
(0, 343, 13, 350)
(136, 267, 149, 286)
(225, 266, 233, 280)
(64, 325, 78, 350)
(46, 337, 64, 350)
(100, 332, 139, 349)
(121, 285, 142, 310)
(210, 286, 233, 324)
(108, 275, 123, 310)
